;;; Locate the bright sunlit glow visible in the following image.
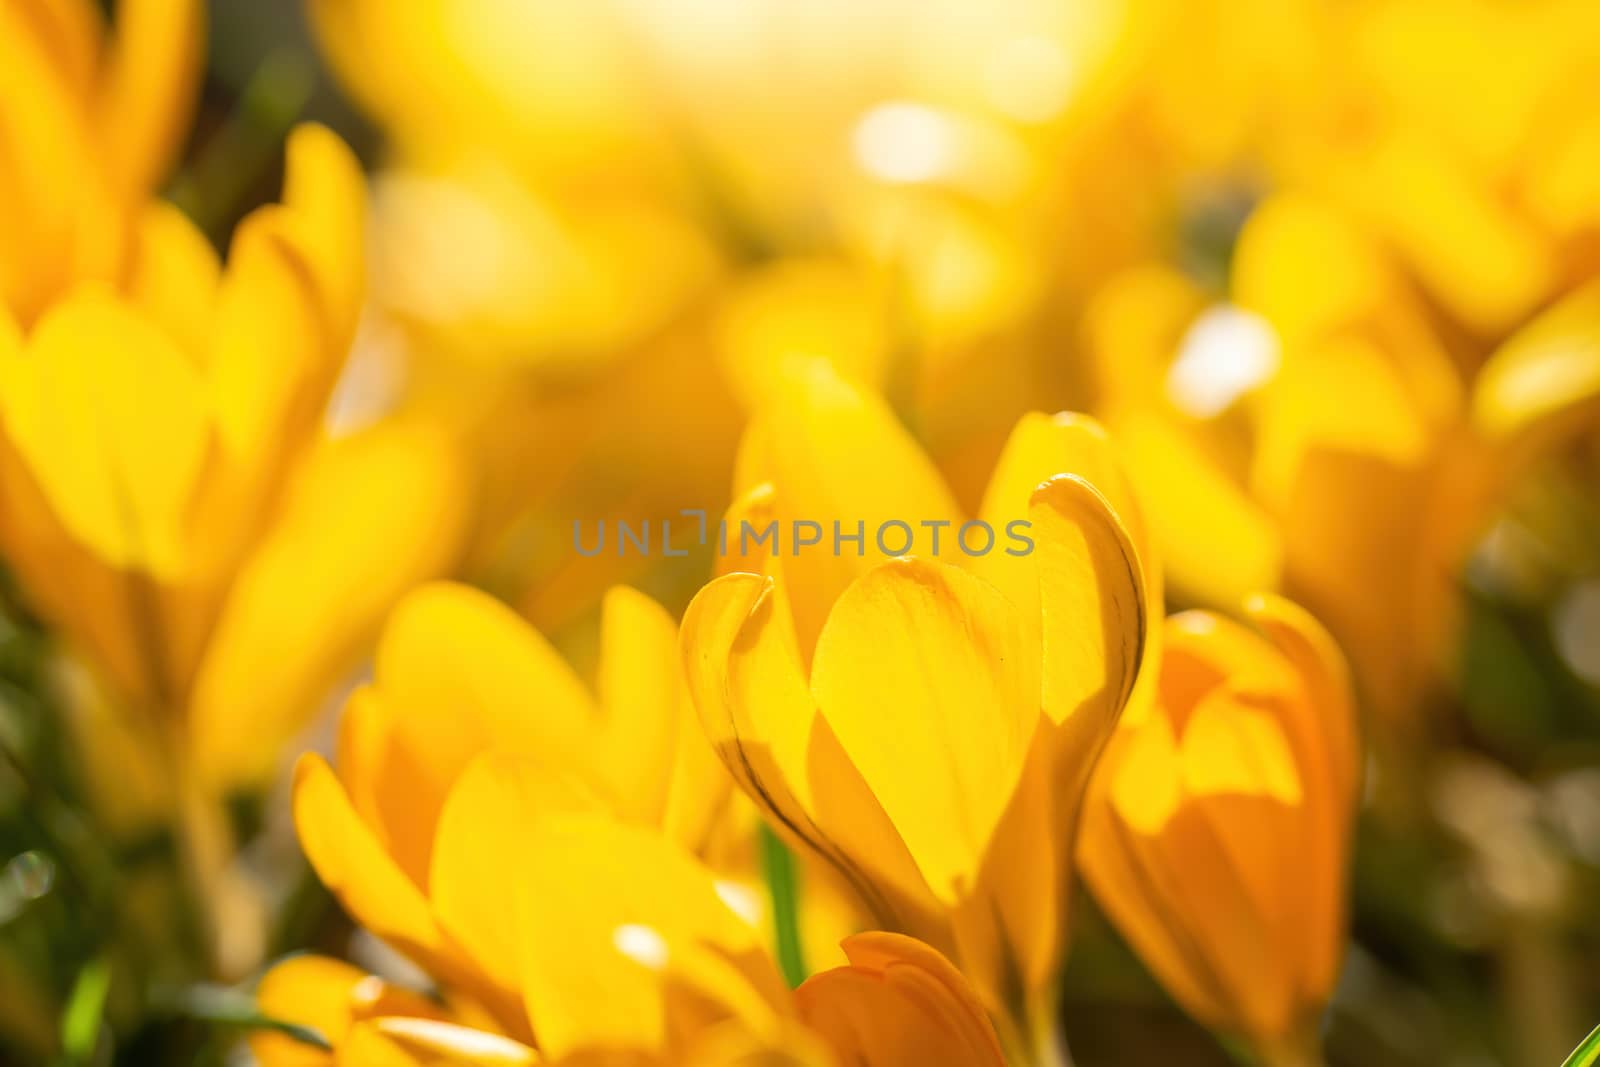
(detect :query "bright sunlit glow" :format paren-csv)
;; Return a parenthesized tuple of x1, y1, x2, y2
(1166, 305, 1282, 418)
(612, 923, 670, 970)
(714, 879, 763, 926)
(853, 101, 956, 183)
(374, 1018, 534, 1058)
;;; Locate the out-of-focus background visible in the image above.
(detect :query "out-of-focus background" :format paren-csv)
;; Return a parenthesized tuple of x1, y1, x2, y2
(3, 1, 1600, 1064)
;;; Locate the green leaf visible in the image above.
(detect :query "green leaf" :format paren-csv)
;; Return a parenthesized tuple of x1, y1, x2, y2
(759, 824, 807, 988)
(59, 956, 110, 1065)
(1562, 1022, 1600, 1067)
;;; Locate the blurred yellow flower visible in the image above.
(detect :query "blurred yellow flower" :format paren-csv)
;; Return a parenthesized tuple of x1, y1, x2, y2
(0, 125, 465, 977)
(680, 361, 1152, 1063)
(0, 0, 203, 322)
(290, 580, 732, 1036)
(1269, 0, 1600, 339)
(0, 123, 463, 786)
(300, 0, 1233, 623)
(259, 817, 1005, 1067)
(1079, 595, 1359, 1066)
(1089, 192, 1600, 728)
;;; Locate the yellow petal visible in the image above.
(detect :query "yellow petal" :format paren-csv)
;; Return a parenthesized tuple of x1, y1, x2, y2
(1252, 335, 1432, 515)
(291, 754, 447, 967)
(591, 584, 729, 851)
(95, 0, 203, 197)
(279, 123, 367, 343)
(338, 1019, 537, 1067)
(253, 955, 443, 1067)
(1244, 595, 1359, 1004)
(757, 359, 962, 659)
(973, 411, 1156, 631)
(0, 288, 209, 575)
(1472, 278, 1600, 444)
(1244, 595, 1360, 816)
(1340, 134, 1551, 335)
(126, 200, 220, 363)
(191, 422, 466, 790)
(0, 3, 116, 317)
(1114, 412, 1281, 610)
(253, 954, 363, 1067)
(594, 586, 685, 827)
(948, 730, 1059, 1012)
(373, 580, 598, 812)
(678, 572, 935, 932)
(429, 753, 603, 996)
(515, 814, 784, 1058)
(7, 0, 101, 102)
(714, 258, 891, 412)
(1232, 194, 1389, 343)
(1029, 474, 1147, 739)
(796, 932, 1005, 1067)
(1080, 719, 1234, 1026)
(810, 558, 1037, 903)
(1277, 443, 1449, 724)
(207, 125, 364, 491)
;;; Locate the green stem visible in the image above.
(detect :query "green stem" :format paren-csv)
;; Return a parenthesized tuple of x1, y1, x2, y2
(166, 48, 315, 240)
(758, 825, 806, 988)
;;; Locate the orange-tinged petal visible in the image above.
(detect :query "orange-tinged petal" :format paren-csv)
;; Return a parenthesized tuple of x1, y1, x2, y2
(253, 954, 363, 1067)
(1244, 595, 1359, 1004)
(1080, 718, 1235, 1026)
(1244, 595, 1359, 819)
(796, 932, 1004, 1067)
(95, 0, 203, 197)
(809, 558, 1037, 904)
(253, 955, 443, 1067)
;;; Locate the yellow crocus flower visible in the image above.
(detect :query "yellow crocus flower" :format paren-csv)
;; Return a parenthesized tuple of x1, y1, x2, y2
(0, 125, 465, 980)
(680, 360, 1153, 1064)
(0, 0, 203, 323)
(1088, 191, 1600, 729)
(1079, 595, 1359, 1067)
(289, 580, 732, 1037)
(256, 815, 1005, 1067)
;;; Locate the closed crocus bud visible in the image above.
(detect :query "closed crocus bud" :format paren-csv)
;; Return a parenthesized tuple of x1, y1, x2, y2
(1079, 595, 1359, 1067)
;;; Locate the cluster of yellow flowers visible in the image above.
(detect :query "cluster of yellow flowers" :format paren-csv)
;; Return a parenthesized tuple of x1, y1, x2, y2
(1, 0, 1598, 1065)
